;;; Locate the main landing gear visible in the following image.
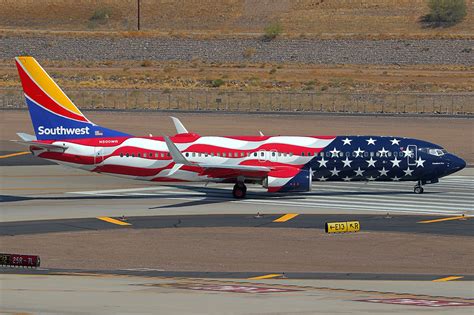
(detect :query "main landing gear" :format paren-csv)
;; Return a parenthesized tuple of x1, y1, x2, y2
(233, 182, 247, 199)
(414, 181, 424, 194)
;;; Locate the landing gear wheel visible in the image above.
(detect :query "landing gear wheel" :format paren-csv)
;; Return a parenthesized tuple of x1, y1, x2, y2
(233, 183, 247, 199)
(414, 186, 424, 194)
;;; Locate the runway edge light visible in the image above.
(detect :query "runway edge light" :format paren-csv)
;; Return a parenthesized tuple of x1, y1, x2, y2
(325, 221, 360, 233)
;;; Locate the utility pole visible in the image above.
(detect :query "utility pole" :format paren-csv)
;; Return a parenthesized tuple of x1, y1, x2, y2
(137, 0, 141, 31)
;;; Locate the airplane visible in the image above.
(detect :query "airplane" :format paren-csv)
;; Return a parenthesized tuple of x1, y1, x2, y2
(13, 56, 466, 198)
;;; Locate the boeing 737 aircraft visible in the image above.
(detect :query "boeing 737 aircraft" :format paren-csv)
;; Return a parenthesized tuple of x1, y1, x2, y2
(13, 57, 466, 198)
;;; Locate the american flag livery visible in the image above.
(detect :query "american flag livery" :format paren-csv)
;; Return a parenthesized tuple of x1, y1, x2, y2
(13, 57, 466, 197)
(30, 134, 335, 193)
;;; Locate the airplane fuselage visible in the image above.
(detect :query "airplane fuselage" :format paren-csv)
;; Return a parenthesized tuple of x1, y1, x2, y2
(30, 134, 466, 195)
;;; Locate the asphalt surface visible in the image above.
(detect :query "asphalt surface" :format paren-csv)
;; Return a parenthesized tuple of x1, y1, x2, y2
(2, 267, 474, 282)
(2, 163, 473, 221)
(0, 213, 472, 237)
(2, 273, 472, 314)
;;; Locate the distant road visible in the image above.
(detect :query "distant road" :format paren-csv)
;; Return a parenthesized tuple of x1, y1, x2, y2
(1, 35, 473, 65)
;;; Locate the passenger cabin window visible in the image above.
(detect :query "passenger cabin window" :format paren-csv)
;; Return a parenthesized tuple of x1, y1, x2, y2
(120, 153, 124, 157)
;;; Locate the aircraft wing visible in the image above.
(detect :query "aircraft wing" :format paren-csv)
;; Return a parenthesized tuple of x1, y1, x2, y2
(163, 136, 271, 176)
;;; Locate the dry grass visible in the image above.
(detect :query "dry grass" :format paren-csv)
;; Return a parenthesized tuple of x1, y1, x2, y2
(0, 0, 472, 39)
(0, 60, 472, 93)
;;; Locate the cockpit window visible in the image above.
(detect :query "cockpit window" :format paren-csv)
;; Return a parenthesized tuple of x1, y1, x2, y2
(420, 148, 447, 156)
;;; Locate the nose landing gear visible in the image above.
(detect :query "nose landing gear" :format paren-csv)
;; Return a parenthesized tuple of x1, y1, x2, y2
(414, 181, 424, 194)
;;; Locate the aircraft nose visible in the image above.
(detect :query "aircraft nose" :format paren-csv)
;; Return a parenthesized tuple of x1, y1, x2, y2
(449, 154, 466, 173)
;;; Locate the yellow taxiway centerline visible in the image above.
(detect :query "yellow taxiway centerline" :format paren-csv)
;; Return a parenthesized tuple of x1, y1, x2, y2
(0, 151, 30, 159)
(97, 216, 131, 226)
(248, 274, 283, 280)
(273, 213, 299, 222)
(418, 216, 467, 224)
(433, 276, 464, 282)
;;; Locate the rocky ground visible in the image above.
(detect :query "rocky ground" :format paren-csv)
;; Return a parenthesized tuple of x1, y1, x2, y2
(2, 35, 472, 65)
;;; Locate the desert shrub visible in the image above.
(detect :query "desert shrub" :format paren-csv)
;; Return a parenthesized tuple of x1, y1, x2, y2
(421, 0, 467, 27)
(263, 22, 283, 40)
(243, 47, 256, 59)
(90, 7, 111, 23)
(141, 60, 152, 67)
(211, 79, 225, 88)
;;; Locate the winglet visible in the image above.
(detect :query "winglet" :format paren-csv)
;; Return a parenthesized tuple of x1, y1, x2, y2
(163, 136, 192, 166)
(170, 117, 188, 134)
(259, 130, 264, 136)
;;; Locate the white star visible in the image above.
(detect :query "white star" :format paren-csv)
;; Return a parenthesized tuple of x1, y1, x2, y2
(403, 167, 414, 176)
(367, 176, 376, 181)
(312, 170, 317, 176)
(366, 138, 376, 145)
(354, 147, 365, 157)
(318, 157, 328, 167)
(378, 167, 389, 176)
(329, 167, 340, 177)
(390, 157, 401, 168)
(390, 138, 400, 145)
(415, 157, 426, 168)
(366, 157, 377, 167)
(330, 147, 340, 157)
(378, 147, 389, 157)
(354, 167, 365, 176)
(402, 147, 413, 158)
(343, 176, 351, 182)
(391, 176, 400, 181)
(342, 157, 353, 168)
(342, 137, 352, 145)
(318, 176, 327, 181)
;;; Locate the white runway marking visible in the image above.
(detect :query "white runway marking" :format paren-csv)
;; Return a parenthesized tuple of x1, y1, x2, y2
(66, 176, 474, 216)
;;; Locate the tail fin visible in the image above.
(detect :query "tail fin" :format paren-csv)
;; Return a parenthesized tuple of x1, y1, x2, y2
(15, 56, 129, 140)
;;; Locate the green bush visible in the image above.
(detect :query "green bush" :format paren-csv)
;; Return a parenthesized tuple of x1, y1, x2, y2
(90, 7, 111, 23)
(263, 22, 283, 40)
(211, 79, 225, 88)
(421, 0, 467, 27)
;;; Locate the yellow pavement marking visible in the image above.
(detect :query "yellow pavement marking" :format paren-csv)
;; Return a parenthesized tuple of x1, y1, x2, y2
(433, 276, 464, 282)
(248, 274, 283, 280)
(418, 216, 467, 224)
(273, 213, 299, 222)
(0, 151, 30, 159)
(97, 216, 131, 226)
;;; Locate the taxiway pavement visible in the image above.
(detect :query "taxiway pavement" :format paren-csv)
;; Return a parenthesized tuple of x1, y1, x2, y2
(1, 164, 472, 222)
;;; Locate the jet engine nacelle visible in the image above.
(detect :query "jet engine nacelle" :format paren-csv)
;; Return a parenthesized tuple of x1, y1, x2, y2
(264, 167, 312, 193)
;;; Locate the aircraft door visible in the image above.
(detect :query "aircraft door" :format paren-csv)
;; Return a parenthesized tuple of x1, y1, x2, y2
(94, 147, 104, 165)
(407, 144, 417, 166)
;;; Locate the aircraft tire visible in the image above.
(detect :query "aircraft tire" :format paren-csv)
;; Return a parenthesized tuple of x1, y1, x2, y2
(414, 186, 424, 194)
(233, 183, 247, 199)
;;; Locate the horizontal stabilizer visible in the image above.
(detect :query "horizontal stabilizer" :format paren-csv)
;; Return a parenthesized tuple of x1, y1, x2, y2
(12, 133, 68, 151)
(17, 132, 37, 141)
